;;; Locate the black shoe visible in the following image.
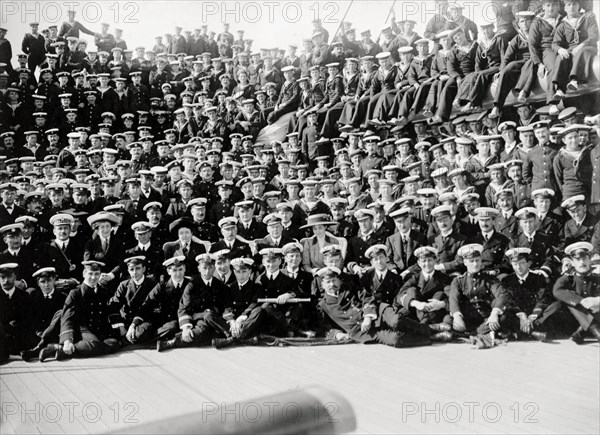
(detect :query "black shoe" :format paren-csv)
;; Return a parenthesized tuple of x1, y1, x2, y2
(570, 327, 585, 345)
(429, 323, 452, 332)
(212, 337, 235, 349)
(530, 331, 547, 342)
(156, 339, 174, 352)
(587, 323, 600, 341)
(39, 344, 60, 362)
(431, 332, 454, 342)
(21, 347, 42, 362)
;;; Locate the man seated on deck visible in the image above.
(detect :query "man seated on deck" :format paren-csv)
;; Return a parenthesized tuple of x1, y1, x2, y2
(553, 242, 600, 344)
(127, 256, 190, 345)
(502, 247, 570, 342)
(318, 266, 432, 348)
(448, 244, 516, 348)
(396, 246, 453, 332)
(211, 247, 300, 349)
(20, 267, 68, 362)
(360, 244, 452, 342)
(39, 260, 121, 362)
(109, 256, 158, 345)
(156, 253, 230, 352)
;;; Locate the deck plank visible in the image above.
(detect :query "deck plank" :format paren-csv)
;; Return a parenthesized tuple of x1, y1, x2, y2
(1, 339, 598, 434)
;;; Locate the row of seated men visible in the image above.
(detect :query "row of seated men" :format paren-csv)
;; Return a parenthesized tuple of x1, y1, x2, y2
(1, 198, 599, 363)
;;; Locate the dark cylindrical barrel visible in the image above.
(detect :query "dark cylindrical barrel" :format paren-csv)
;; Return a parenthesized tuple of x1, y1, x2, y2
(111, 386, 356, 434)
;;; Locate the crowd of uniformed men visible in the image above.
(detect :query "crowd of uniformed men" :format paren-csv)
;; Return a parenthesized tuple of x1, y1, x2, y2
(0, 0, 600, 364)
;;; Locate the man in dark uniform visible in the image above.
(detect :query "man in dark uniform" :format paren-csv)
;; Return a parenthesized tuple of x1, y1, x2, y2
(157, 253, 230, 351)
(472, 207, 511, 275)
(0, 223, 35, 283)
(21, 267, 68, 361)
(39, 260, 121, 361)
(129, 256, 189, 344)
(212, 248, 299, 348)
(38, 213, 85, 280)
(531, 188, 563, 244)
(123, 221, 163, 281)
(347, 209, 386, 275)
(0, 183, 26, 227)
(560, 195, 598, 248)
(0, 263, 32, 362)
(397, 246, 453, 329)
(236, 200, 267, 240)
(110, 256, 158, 344)
(210, 217, 252, 259)
(502, 247, 566, 341)
(22, 22, 46, 73)
(553, 242, 600, 343)
(188, 198, 220, 243)
(449, 244, 514, 348)
(430, 205, 467, 275)
(361, 245, 444, 340)
(510, 207, 557, 279)
(255, 214, 294, 251)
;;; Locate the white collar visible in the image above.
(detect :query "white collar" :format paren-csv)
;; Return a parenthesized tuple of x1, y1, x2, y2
(422, 271, 434, 281)
(3, 287, 15, 297)
(202, 278, 212, 286)
(238, 279, 250, 287)
(482, 230, 494, 239)
(138, 242, 151, 250)
(132, 277, 145, 286)
(172, 279, 184, 287)
(516, 272, 530, 282)
(376, 269, 387, 280)
(361, 230, 374, 239)
(267, 270, 280, 280)
(42, 289, 55, 298)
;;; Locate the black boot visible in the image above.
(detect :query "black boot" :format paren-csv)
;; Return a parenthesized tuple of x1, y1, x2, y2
(587, 323, 600, 342)
(21, 346, 42, 362)
(570, 327, 585, 344)
(212, 337, 236, 349)
(156, 339, 175, 352)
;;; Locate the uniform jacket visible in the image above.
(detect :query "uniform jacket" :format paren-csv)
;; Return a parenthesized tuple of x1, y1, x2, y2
(501, 272, 553, 316)
(222, 280, 262, 320)
(553, 272, 600, 308)
(26, 287, 67, 335)
(562, 214, 598, 248)
(385, 230, 428, 272)
(178, 276, 231, 327)
(132, 277, 191, 327)
(431, 231, 467, 274)
(163, 240, 207, 275)
(59, 283, 117, 343)
(109, 276, 158, 324)
(449, 271, 509, 316)
(397, 270, 451, 310)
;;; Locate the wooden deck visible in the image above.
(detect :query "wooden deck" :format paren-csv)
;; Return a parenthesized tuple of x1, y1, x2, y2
(1, 339, 598, 434)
